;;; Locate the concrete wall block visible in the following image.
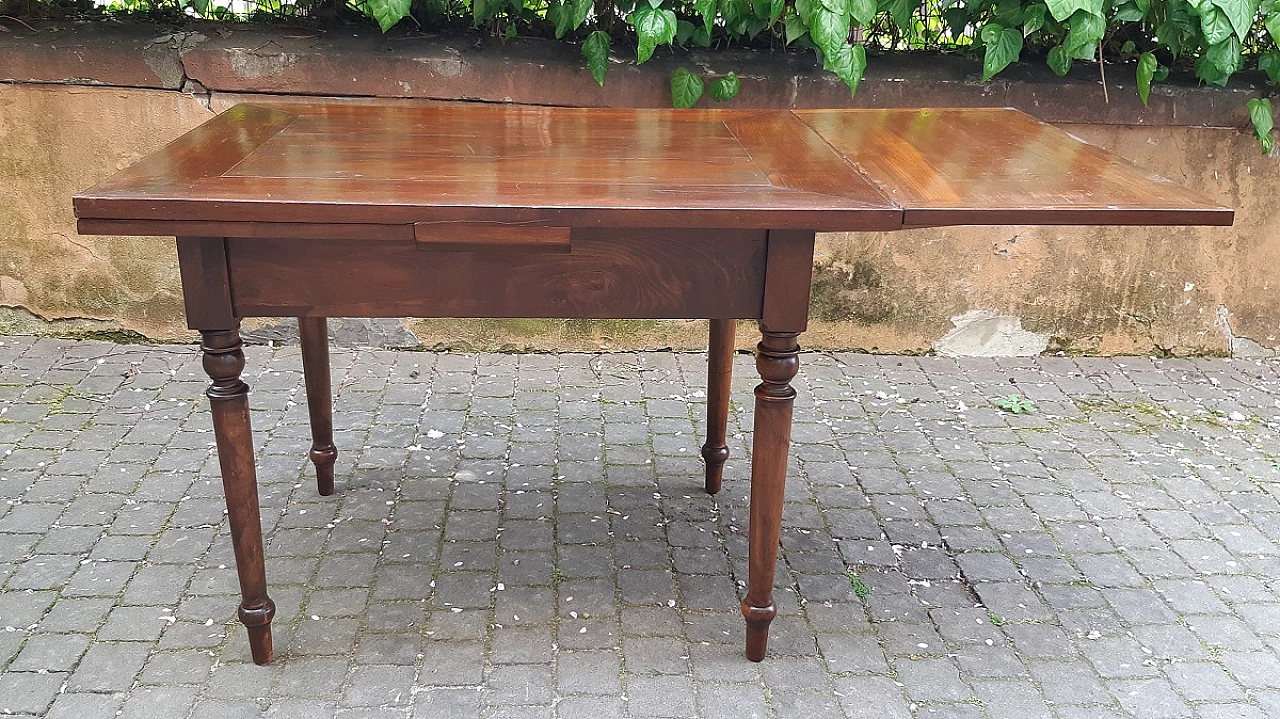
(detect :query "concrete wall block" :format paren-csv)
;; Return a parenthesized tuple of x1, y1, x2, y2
(0, 23, 1272, 355)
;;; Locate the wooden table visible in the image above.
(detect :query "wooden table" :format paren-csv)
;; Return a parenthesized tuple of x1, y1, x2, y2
(73, 102, 1232, 665)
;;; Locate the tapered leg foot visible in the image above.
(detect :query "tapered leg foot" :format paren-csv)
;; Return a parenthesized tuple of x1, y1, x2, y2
(202, 326, 276, 665)
(701, 319, 735, 495)
(299, 317, 338, 496)
(240, 601, 277, 665)
(742, 328, 799, 662)
(742, 601, 777, 662)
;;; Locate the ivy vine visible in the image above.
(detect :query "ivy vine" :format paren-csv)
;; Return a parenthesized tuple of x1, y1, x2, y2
(72, 0, 1280, 147)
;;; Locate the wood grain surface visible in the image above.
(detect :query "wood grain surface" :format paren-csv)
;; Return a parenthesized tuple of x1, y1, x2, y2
(794, 107, 1233, 227)
(225, 228, 768, 319)
(74, 101, 1231, 232)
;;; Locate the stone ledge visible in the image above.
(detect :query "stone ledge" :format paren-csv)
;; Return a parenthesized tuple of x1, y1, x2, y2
(0, 19, 1264, 127)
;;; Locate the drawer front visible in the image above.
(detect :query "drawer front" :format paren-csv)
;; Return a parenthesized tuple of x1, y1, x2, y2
(227, 228, 767, 320)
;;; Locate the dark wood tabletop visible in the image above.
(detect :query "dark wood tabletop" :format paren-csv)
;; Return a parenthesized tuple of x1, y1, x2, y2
(74, 102, 1232, 234)
(71, 101, 1233, 669)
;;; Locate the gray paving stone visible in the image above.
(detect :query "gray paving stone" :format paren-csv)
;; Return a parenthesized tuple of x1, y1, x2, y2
(8, 342, 1280, 717)
(0, 670, 65, 714)
(894, 658, 974, 702)
(341, 665, 416, 706)
(118, 685, 200, 719)
(556, 650, 622, 695)
(1109, 677, 1193, 718)
(627, 675, 697, 718)
(419, 642, 485, 685)
(554, 696, 624, 719)
(1165, 662, 1246, 702)
(486, 663, 553, 705)
(832, 675, 912, 719)
(45, 692, 127, 719)
(68, 641, 150, 691)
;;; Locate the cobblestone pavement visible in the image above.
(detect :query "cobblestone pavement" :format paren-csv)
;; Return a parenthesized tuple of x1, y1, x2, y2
(4, 335, 1280, 718)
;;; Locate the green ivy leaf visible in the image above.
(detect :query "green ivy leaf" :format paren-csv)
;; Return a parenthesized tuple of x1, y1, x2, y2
(784, 10, 809, 41)
(675, 18, 697, 44)
(993, 0, 1026, 26)
(632, 6, 678, 63)
(943, 6, 970, 37)
(818, 0, 849, 15)
(1137, 51, 1157, 105)
(1200, 6, 1234, 45)
(1065, 9, 1105, 59)
(981, 24, 1023, 81)
(548, 0, 570, 38)
(694, 0, 717, 30)
(1260, 50, 1280, 82)
(826, 42, 867, 95)
(670, 67, 705, 108)
(768, 0, 786, 22)
(1248, 97, 1275, 153)
(721, 0, 752, 29)
(1047, 43, 1073, 75)
(810, 6, 853, 58)
(1112, 1, 1144, 20)
(879, 0, 915, 29)
(1267, 11, 1280, 41)
(796, 0, 817, 22)
(1045, 0, 1100, 22)
(582, 30, 612, 85)
(367, 0, 411, 31)
(1210, 0, 1260, 39)
(571, 0, 592, 27)
(1023, 3, 1047, 35)
(1196, 35, 1242, 85)
(850, 0, 877, 24)
(710, 71, 742, 100)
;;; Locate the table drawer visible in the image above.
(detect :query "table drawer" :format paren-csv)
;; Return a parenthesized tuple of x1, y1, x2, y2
(226, 228, 768, 320)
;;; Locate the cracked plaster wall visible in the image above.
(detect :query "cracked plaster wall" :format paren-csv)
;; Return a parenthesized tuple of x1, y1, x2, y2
(0, 84, 210, 338)
(0, 33, 1274, 354)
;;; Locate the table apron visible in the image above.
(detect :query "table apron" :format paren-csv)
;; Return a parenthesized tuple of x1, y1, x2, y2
(221, 228, 769, 320)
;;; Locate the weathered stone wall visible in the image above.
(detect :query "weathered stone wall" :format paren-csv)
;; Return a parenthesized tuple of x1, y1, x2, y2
(0, 22, 1272, 355)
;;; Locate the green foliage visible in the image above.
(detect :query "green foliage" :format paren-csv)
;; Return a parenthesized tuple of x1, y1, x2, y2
(670, 66, 705, 106)
(710, 71, 742, 100)
(1137, 52, 1157, 106)
(55, 0, 1280, 144)
(582, 30, 612, 85)
(632, 5, 679, 63)
(366, 0, 410, 31)
(847, 571, 870, 598)
(1249, 97, 1275, 153)
(993, 394, 1036, 414)
(981, 23, 1023, 81)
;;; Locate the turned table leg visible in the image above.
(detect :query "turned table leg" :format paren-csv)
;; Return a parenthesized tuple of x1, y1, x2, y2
(701, 319, 735, 495)
(298, 317, 338, 496)
(742, 329, 800, 662)
(202, 327, 277, 665)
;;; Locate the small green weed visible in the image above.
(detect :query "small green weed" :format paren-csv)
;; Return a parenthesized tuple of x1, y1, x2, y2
(987, 611, 1005, 626)
(847, 571, 870, 598)
(550, 569, 568, 586)
(992, 394, 1035, 414)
